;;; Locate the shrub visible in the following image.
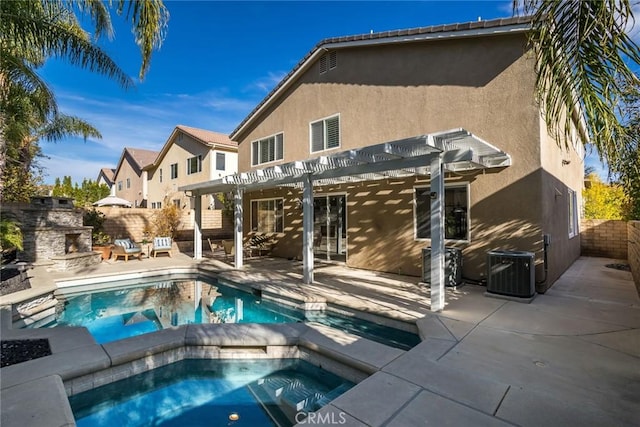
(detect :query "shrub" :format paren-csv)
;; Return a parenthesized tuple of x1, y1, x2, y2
(83, 208, 111, 245)
(153, 204, 181, 239)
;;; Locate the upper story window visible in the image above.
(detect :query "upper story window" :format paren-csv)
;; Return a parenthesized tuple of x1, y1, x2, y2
(187, 155, 202, 175)
(252, 133, 283, 166)
(415, 184, 469, 241)
(170, 163, 178, 179)
(310, 114, 340, 153)
(117, 181, 122, 191)
(216, 152, 226, 171)
(159, 168, 163, 183)
(126, 178, 130, 189)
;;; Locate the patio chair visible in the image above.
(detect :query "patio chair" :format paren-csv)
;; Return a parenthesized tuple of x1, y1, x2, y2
(151, 237, 172, 258)
(221, 240, 252, 260)
(112, 238, 142, 262)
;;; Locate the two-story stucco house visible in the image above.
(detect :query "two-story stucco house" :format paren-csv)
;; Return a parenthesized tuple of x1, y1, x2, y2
(181, 17, 585, 305)
(144, 125, 238, 210)
(113, 148, 159, 207)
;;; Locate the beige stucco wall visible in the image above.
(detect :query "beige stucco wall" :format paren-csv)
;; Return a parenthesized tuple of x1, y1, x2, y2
(114, 153, 145, 207)
(146, 134, 237, 210)
(235, 33, 583, 286)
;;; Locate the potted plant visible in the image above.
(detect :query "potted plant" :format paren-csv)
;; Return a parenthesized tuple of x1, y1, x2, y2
(92, 231, 112, 260)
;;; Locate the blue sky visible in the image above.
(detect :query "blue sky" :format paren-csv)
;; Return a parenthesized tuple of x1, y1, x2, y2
(39, 0, 621, 184)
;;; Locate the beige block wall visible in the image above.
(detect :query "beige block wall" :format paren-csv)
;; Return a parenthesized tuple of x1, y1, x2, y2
(580, 219, 628, 260)
(95, 207, 232, 243)
(628, 221, 640, 288)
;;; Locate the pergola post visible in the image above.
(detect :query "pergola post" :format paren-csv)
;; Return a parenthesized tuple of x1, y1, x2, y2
(234, 188, 243, 268)
(193, 194, 202, 260)
(302, 174, 314, 284)
(430, 154, 445, 312)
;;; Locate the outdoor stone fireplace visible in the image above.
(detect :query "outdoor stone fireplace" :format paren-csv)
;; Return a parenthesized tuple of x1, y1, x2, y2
(14, 197, 101, 270)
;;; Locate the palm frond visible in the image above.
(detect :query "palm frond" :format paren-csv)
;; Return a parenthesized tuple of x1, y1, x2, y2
(38, 114, 102, 142)
(517, 0, 640, 165)
(115, 0, 169, 79)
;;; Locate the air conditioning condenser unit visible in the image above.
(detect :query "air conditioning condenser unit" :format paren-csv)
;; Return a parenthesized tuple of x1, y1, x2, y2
(486, 250, 535, 298)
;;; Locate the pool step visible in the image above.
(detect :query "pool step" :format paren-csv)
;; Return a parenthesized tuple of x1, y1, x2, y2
(259, 376, 298, 400)
(314, 383, 352, 408)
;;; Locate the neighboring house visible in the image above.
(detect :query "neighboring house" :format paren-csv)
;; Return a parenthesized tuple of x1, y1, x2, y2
(183, 17, 585, 292)
(97, 168, 116, 196)
(145, 125, 238, 210)
(113, 148, 159, 208)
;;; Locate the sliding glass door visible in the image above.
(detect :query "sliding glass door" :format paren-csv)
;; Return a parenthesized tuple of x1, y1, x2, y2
(313, 195, 346, 262)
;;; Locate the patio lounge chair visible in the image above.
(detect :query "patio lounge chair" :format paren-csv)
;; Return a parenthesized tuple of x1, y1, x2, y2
(112, 238, 142, 261)
(151, 237, 172, 258)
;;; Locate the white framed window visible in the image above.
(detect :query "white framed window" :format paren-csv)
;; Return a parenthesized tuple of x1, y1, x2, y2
(310, 114, 340, 153)
(151, 201, 162, 209)
(414, 184, 470, 241)
(170, 163, 178, 179)
(251, 198, 284, 233)
(173, 199, 181, 208)
(117, 181, 122, 191)
(187, 155, 202, 175)
(568, 188, 579, 238)
(216, 152, 226, 171)
(252, 133, 284, 166)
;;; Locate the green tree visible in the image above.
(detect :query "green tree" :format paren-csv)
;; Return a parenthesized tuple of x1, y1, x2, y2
(583, 173, 627, 220)
(0, 0, 168, 200)
(51, 175, 110, 206)
(611, 80, 640, 220)
(0, 217, 23, 251)
(517, 1, 640, 166)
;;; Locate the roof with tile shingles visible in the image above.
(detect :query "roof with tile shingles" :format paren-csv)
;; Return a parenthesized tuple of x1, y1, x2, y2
(176, 125, 237, 148)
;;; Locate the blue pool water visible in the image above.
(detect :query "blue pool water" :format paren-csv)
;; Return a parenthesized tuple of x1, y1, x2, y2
(69, 359, 354, 427)
(45, 276, 420, 349)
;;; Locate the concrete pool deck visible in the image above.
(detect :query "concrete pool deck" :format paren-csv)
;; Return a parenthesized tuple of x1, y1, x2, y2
(1, 255, 639, 426)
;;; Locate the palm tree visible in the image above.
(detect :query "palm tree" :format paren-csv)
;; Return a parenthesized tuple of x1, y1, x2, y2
(516, 0, 640, 166)
(0, 0, 168, 200)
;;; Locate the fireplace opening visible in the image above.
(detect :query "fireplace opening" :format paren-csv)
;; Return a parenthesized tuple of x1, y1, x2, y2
(65, 233, 81, 254)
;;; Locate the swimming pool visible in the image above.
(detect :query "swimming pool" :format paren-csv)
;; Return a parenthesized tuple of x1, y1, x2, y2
(69, 358, 354, 427)
(42, 276, 420, 349)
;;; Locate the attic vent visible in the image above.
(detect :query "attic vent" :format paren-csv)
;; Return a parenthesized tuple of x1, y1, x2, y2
(329, 51, 337, 69)
(319, 55, 327, 74)
(319, 52, 337, 75)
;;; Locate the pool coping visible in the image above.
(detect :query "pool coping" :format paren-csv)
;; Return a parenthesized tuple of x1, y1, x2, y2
(1, 322, 406, 427)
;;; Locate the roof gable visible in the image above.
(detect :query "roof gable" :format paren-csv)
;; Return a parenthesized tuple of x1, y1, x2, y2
(230, 16, 532, 140)
(114, 147, 159, 178)
(143, 125, 237, 171)
(97, 168, 116, 185)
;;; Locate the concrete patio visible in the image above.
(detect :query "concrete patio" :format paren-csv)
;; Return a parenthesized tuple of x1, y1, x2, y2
(1, 253, 638, 426)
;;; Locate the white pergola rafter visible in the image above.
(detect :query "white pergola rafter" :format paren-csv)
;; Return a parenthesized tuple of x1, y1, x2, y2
(180, 128, 511, 312)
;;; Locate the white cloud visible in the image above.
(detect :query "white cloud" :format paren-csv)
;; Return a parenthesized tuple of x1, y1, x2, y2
(38, 85, 260, 184)
(245, 71, 288, 94)
(40, 153, 115, 185)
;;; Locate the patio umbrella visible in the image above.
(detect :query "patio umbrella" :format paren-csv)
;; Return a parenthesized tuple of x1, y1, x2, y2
(92, 195, 132, 207)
